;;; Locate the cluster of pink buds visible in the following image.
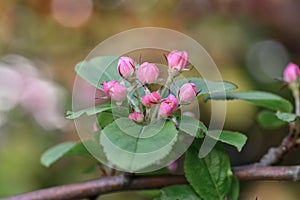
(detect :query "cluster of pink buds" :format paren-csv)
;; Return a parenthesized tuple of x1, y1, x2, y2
(101, 50, 199, 123)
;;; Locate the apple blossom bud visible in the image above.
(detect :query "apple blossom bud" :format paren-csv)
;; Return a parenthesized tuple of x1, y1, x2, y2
(93, 122, 99, 132)
(117, 56, 135, 79)
(141, 92, 161, 107)
(167, 50, 188, 72)
(103, 80, 127, 103)
(182, 111, 196, 119)
(129, 112, 144, 122)
(137, 62, 159, 84)
(283, 62, 300, 82)
(179, 83, 197, 104)
(168, 160, 178, 172)
(158, 94, 178, 118)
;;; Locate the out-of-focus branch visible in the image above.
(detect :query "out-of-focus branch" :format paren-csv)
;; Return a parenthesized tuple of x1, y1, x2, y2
(2, 165, 300, 200)
(232, 165, 300, 181)
(0, 174, 186, 200)
(258, 132, 295, 166)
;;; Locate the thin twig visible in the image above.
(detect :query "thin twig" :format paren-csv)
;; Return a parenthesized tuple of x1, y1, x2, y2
(2, 165, 300, 200)
(258, 131, 295, 166)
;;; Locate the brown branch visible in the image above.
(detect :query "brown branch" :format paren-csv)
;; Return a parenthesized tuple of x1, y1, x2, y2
(258, 131, 295, 166)
(2, 166, 300, 200)
(232, 165, 300, 181)
(257, 135, 294, 166)
(0, 174, 186, 200)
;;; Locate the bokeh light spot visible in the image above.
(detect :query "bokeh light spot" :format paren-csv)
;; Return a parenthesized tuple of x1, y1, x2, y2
(51, 0, 93, 28)
(246, 40, 289, 83)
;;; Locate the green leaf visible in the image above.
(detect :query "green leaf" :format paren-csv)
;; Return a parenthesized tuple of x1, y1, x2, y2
(100, 118, 178, 172)
(127, 83, 146, 108)
(66, 103, 115, 119)
(173, 77, 237, 97)
(184, 141, 232, 200)
(257, 110, 286, 129)
(227, 175, 240, 200)
(206, 91, 292, 112)
(97, 106, 131, 129)
(81, 164, 97, 174)
(97, 112, 114, 129)
(276, 111, 297, 122)
(179, 115, 207, 138)
(207, 130, 247, 152)
(75, 56, 120, 89)
(40, 142, 92, 167)
(137, 190, 161, 198)
(156, 185, 201, 200)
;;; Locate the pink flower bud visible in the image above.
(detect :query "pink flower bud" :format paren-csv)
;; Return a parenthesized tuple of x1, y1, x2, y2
(93, 122, 99, 132)
(179, 82, 197, 104)
(118, 56, 135, 79)
(141, 92, 161, 107)
(103, 80, 127, 103)
(168, 160, 178, 172)
(129, 112, 144, 122)
(158, 94, 178, 118)
(137, 62, 159, 84)
(182, 111, 196, 118)
(167, 50, 188, 72)
(283, 62, 300, 82)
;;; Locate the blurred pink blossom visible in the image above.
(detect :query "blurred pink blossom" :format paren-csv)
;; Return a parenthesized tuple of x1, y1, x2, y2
(0, 54, 67, 130)
(93, 122, 99, 132)
(168, 160, 178, 172)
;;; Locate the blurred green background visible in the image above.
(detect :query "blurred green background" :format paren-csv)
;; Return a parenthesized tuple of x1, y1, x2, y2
(1, 0, 300, 199)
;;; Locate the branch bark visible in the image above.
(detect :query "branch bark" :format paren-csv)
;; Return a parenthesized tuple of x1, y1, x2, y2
(257, 122, 299, 166)
(258, 133, 295, 166)
(2, 165, 300, 200)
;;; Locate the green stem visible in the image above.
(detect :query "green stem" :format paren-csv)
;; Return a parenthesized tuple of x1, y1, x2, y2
(126, 81, 143, 113)
(289, 81, 300, 116)
(160, 76, 173, 99)
(290, 82, 300, 142)
(150, 73, 174, 121)
(134, 85, 143, 113)
(293, 89, 300, 116)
